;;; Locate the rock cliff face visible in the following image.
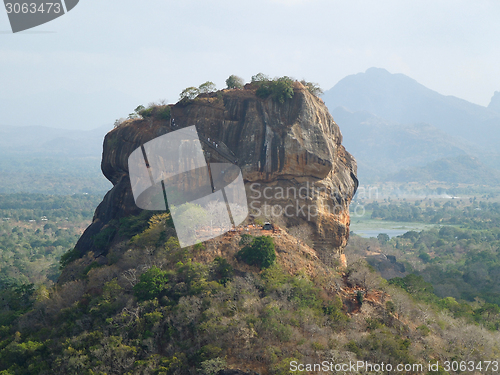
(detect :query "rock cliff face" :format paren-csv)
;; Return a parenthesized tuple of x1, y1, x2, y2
(74, 82, 357, 264)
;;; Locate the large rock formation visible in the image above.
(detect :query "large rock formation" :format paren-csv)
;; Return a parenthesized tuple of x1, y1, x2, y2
(74, 81, 357, 264)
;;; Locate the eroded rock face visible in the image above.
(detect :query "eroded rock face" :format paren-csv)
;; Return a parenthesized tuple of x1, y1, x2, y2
(73, 82, 357, 263)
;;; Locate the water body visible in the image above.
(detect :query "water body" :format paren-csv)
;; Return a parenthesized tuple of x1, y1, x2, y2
(352, 229, 412, 239)
(350, 218, 438, 239)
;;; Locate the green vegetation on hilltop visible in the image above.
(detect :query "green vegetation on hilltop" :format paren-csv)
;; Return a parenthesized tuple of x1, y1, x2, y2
(225, 75, 244, 89)
(254, 76, 295, 104)
(172, 74, 323, 108)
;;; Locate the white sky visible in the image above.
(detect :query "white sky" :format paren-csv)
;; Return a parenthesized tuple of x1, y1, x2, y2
(1, 0, 500, 129)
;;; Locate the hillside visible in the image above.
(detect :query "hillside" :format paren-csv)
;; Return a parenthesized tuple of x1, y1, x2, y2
(2, 207, 500, 374)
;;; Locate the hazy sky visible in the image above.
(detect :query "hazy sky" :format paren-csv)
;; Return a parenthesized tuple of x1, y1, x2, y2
(1, 0, 500, 129)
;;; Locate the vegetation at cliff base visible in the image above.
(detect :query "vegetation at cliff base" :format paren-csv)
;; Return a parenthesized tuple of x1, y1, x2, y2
(1, 197, 500, 374)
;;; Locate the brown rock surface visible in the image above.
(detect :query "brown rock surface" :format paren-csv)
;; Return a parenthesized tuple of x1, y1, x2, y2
(72, 81, 357, 263)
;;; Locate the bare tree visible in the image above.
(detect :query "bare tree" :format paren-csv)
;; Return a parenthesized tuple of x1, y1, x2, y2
(348, 265, 380, 292)
(122, 268, 138, 288)
(388, 287, 413, 319)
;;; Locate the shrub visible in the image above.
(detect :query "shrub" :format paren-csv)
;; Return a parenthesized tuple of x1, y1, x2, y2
(386, 300, 396, 313)
(137, 106, 153, 118)
(133, 266, 169, 301)
(256, 76, 295, 104)
(198, 357, 227, 375)
(356, 290, 364, 305)
(366, 317, 383, 331)
(225, 75, 244, 89)
(92, 226, 117, 251)
(118, 211, 156, 238)
(419, 252, 431, 263)
(198, 81, 217, 94)
(417, 324, 431, 336)
(130, 212, 172, 247)
(251, 72, 269, 83)
(83, 261, 101, 276)
(193, 242, 205, 251)
(60, 247, 81, 269)
(345, 340, 362, 356)
(290, 275, 321, 309)
(239, 233, 254, 246)
(155, 105, 171, 120)
(113, 118, 126, 128)
(300, 80, 323, 96)
(179, 87, 200, 101)
(237, 235, 276, 269)
(131, 103, 171, 121)
(323, 296, 348, 324)
(212, 257, 233, 285)
(377, 233, 390, 244)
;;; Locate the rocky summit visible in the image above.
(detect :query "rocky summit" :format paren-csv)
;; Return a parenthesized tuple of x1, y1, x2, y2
(73, 81, 357, 266)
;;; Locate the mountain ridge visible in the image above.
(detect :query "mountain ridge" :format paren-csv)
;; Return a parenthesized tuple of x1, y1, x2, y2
(323, 68, 500, 184)
(323, 67, 500, 151)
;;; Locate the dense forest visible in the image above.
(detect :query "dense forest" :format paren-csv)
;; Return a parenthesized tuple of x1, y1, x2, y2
(0, 193, 101, 303)
(0, 193, 499, 374)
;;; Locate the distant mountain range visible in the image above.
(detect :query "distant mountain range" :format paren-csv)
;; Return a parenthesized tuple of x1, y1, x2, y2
(388, 155, 500, 185)
(0, 88, 142, 130)
(323, 68, 500, 185)
(0, 124, 111, 157)
(2, 68, 499, 194)
(0, 124, 112, 195)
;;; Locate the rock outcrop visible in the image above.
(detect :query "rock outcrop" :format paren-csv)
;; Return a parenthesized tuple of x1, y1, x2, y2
(73, 81, 357, 265)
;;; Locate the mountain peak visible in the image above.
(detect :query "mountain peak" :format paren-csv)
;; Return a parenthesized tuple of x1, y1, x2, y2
(323, 68, 500, 150)
(487, 91, 500, 113)
(364, 67, 391, 75)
